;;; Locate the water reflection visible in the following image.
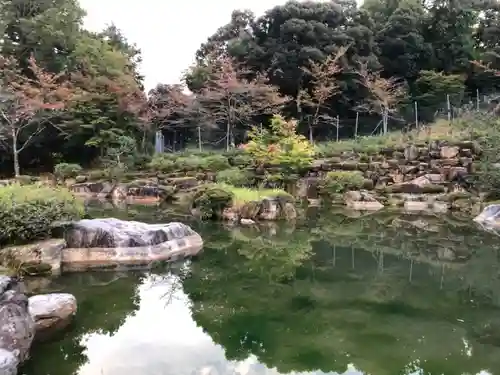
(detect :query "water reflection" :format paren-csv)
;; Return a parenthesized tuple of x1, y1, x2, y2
(75, 272, 364, 375)
(20, 206, 500, 375)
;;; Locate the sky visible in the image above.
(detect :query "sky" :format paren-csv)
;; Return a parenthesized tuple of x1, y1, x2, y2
(79, 0, 302, 91)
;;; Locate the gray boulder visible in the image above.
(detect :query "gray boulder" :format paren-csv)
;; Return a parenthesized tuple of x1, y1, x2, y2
(0, 276, 35, 375)
(64, 218, 199, 248)
(61, 218, 204, 272)
(29, 293, 77, 341)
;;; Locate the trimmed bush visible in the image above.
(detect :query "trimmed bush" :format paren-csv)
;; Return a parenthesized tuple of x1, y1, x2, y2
(320, 171, 365, 195)
(150, 153, 230, 173)
(0, 184, 84, 246)
(203, 154, 230, 171)
(216, 168, 252, 186)
(149, 155, 176, 172)
(54, 163, 83, 180)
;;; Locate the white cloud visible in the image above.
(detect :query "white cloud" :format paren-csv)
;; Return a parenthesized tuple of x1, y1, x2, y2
(79, 0, 300, 91)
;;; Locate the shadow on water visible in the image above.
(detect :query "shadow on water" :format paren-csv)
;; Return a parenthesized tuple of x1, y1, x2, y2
(19, 203, 500, 375)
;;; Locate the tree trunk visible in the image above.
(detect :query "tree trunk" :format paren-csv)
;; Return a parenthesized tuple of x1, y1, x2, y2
(308, 123, 313, 144)
(12, 147, 20, 177)
(141, 130, 147, 153)
(226, 121, 231, 152)
(11, 129, 20, 177)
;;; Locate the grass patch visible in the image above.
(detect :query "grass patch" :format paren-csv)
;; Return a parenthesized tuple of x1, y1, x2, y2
(214, 183, 292, 207)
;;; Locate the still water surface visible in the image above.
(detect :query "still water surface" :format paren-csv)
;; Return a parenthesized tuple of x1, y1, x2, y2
(19, 204, 500, 375)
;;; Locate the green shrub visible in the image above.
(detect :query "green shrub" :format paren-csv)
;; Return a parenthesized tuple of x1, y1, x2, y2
(54, 163, 83, 179)
(149, 155, 176, 172)
(191, 185, 234, 219)
(130, 153, 152, 169)
(0, 184, 84, 246)
(216, 168, 252, 186)
(320, 171, 365, 195)
(87, 169, 108, 181)
(245, 115, 314, 173)
(149, 152, 230, 173)
(203, 154, 230, 171)
(175, 156, 204, 171)
(230, 153, 252, 167)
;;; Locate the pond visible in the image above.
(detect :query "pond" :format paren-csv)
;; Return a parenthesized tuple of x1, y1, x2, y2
(18, 203, 500, 375)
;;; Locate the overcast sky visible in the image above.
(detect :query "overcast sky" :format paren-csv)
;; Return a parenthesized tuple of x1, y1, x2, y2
(79, 0, 304, 91)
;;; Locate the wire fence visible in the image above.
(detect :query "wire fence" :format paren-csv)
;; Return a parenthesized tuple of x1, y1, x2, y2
(155, 90, 500, 153)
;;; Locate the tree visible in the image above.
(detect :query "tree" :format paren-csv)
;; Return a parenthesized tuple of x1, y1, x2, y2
(0, 56, 75, 176)
(196, 55, 289, 150)
(299, 46, 348, 143)
(412, 70, 465, 122)
(63, 31, 148, 158)
(189, 0, 379, 126)
(0, 0, 85, 73)
(358, 63, 407, 134)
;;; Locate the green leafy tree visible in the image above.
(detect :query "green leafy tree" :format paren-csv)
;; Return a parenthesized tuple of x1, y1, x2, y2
(245, 114, 315, 174)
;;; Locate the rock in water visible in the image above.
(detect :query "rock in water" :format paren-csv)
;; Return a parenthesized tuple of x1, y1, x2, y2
(65, 218, 196, 247)
(61, 218, 204, 271)
(28, 293, 77, 341)
(474, 205, 500, 234)
(0, 276, 35, 375)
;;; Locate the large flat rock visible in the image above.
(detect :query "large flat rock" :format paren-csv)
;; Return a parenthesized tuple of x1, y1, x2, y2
(61, 219, 203, 272)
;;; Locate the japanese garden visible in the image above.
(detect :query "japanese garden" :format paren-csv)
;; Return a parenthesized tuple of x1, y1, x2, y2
(2, 0, 500, 374)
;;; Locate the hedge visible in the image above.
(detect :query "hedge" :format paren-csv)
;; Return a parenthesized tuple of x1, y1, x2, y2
(0, 183, 84, 246)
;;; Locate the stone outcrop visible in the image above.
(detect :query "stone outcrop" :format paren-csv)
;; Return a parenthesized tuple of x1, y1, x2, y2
(0, 276, 34, 375)
(0, 239, 65, 276)
(221, 196, 298, 223)
(61, 218, 203, 271)
(343, 190, 384, 211)
(64, 139, 482, 213)
(70, 176, 197, 203)
(0, 276, 78, 374)
(28, 293, 77, 341)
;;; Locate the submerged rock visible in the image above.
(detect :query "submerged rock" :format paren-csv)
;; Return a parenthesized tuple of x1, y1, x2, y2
(62, 218, 203, 271)
(0, 276, 35, 375)
(28, 293, 77, 341)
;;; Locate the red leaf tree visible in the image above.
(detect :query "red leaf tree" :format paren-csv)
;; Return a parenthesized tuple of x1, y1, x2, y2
(196, 54, 289, 150)
(0, 56, 75, 176)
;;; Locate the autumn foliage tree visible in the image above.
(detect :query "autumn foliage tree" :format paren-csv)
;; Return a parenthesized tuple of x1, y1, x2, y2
(195, 54, 289, 150)
(0, 56, 75, 176)
(358, 64, 407, 134)
(299, 46, 348, 143)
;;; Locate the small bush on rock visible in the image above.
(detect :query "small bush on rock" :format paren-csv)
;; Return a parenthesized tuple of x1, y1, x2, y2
(0, 184, 84, 246)
(54, 163, 83, 180)
(320, 171, 365, 195)
(191, 185, 234, 219)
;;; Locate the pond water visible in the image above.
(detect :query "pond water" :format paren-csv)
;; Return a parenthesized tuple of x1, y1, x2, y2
(18, 204, 500, 375)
